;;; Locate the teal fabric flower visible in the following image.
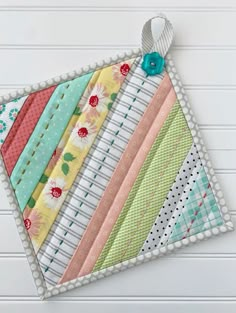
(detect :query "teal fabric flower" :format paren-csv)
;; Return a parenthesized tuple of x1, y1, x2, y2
(0, 120, 6, 133)
(9, 108, 19, 121)
(141, 52, 165, 76)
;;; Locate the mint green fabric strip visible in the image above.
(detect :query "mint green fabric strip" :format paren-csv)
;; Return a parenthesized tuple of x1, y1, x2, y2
(10, 73, 93, 211)
(94, 102, 193, 271)
(168, 166, 223, 243)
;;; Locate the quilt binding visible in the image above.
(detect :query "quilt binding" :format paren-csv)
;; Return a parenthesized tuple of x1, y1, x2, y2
(0, 49, 233, 300)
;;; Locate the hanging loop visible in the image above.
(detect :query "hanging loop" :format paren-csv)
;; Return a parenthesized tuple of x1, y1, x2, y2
(141, 14, 174, 57)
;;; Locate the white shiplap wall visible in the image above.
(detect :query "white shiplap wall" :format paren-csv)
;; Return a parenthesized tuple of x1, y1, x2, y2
(0, 1, 236, 312)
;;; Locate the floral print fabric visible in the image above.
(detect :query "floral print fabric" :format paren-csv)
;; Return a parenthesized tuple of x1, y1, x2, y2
(23, 59, 134, 252)
(0, 96, 28, 146)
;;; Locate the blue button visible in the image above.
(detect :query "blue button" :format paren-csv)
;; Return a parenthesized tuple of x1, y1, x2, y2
(141, 52, 165, 76)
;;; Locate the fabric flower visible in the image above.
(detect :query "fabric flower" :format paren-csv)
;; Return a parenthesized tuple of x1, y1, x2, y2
(0, 120, 6, 133)
(23, 207, 43, 238)
(141, 52, 165, 76)
(9, 108, 19, 121)
(84, 83, 109, 121)
(0, 104, 6, 115)
(43, 177, 67, 209)
(70, 121, 97, 149)
(112, 62, 131, 84)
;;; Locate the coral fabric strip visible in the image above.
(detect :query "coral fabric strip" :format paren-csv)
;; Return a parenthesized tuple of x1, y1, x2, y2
(1, 86, 56, 176)
(59, 73, 173, 283)
(0, 96, 28, 147)
(93, 103, 193, 272)
(24, 61, 130, 253)
(139, 143, 200, 253)
(10, 73, 93, 210)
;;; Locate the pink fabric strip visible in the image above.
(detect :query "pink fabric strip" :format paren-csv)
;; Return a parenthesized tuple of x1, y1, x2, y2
(1, 86, 56, 176)
(60, 73, 175, 284)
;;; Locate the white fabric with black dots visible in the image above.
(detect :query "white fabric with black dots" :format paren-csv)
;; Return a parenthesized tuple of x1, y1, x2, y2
(139, 144, 200, 254)
(158, 159, 202, 247)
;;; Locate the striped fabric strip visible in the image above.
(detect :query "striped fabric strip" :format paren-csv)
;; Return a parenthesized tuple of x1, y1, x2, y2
(25, 60, 134, 255)
(60, 73, 174, 283)
(142, 14, 174, 57)
(37, 60, 167, 287)
(168, 167, 224, 244)
(139, 143, 200, 254)
(10, 73, 93, 210)
(93, 103, 193, 272)
(1, 86, 56, 176)
(74, 83, 177, 278)
(0, 96, 28, 147)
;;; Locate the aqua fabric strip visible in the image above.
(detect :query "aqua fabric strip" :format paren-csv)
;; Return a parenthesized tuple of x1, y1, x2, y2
(10, 73, 93, 210)
(168, 166, 224, 243)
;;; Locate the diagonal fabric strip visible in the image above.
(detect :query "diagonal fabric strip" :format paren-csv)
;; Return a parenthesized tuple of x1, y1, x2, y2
(79, 96, 181, 277)
(168, 166, 224, 243)
(93, 103, 193, 272)
(37, 59, 165, 287)
(25, 70, 102, 212)
(24, 61, 132, 254)
(23, 70, 102, 252)
(10, 73, 93, 210)
(59, 73, 174, 283)
(0, 96, 28, 147)
(139, 143, 200, 254)
(159, 160, 202, 246)
(1, 86, 57, 176)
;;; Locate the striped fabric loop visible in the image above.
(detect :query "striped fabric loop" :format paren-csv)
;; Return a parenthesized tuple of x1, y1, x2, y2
(141, 14, 174, 57)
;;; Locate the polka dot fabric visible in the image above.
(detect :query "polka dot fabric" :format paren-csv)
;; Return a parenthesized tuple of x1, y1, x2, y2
(1, 86, 56, 176)
(158, 159, 203, 247)
(140, 143, 200, 254)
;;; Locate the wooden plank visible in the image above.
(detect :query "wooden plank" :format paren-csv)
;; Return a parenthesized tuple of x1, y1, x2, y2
(0, 301, 235, 313)
(0, 258, 236, 296)
(188, 89, 236, 126)
(0, 12, 235, 46)
(1, 0, 236, 8)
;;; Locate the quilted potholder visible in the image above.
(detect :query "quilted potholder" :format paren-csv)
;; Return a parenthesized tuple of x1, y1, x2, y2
(0, 14, 233, 299)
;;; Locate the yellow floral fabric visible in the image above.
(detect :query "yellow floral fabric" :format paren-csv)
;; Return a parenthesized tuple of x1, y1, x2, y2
(24, 60, 134, 252)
